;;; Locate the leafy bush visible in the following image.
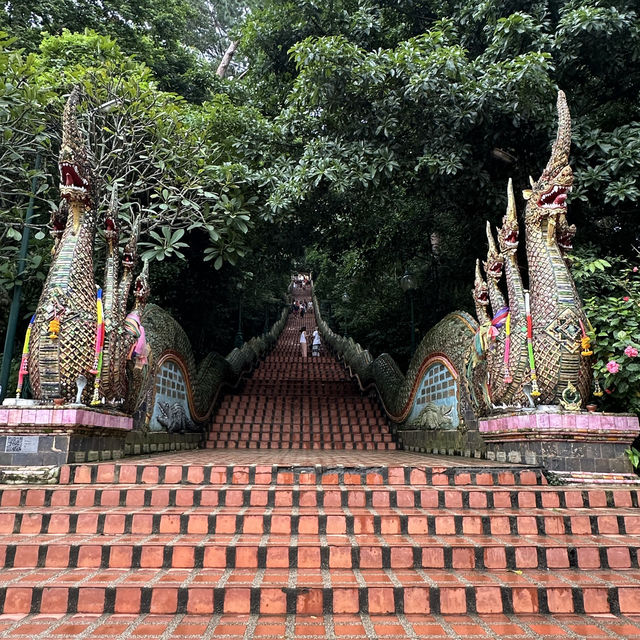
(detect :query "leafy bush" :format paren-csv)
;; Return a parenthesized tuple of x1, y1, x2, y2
(571, 247, 640, 415)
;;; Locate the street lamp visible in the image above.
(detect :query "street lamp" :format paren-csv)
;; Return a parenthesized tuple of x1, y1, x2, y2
(400, 270, 417, 355)
(234, 281, 244, 349)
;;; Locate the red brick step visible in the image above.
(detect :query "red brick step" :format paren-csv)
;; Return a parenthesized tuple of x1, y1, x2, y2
(0, 568, 638, 615)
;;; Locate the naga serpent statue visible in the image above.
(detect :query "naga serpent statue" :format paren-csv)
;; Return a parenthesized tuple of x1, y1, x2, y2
(467, 90, 591, 412)
(27, 88, 149, 405)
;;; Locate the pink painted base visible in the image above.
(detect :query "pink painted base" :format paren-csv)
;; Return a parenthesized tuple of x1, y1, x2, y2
(479, 411, 638, 440)
(0, 406, 132, 432)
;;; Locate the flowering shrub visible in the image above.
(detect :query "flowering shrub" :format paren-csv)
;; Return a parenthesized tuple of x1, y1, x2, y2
(570, 247, 640, 415)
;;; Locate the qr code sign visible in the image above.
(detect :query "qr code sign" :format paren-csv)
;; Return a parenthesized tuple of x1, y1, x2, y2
(4, 436, 39, 453)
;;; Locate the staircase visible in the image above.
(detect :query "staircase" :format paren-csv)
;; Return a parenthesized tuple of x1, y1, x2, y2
(0, 293, 640, 637)
(207, 302, 395, 450)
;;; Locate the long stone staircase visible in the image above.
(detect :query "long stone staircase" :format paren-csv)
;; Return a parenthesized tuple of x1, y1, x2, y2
(207, 303, 395, 450)
(0, 293, 640, 638)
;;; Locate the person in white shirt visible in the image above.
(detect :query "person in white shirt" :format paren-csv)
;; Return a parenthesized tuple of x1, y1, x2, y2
(312, 327, 321, 356)
(299, 327, 308, 357)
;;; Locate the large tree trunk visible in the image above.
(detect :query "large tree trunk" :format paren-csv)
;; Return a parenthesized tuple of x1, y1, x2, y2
(216, 41, 238, 78)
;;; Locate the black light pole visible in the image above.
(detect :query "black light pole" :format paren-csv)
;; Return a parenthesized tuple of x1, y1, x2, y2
(234, 282, 244, 349)
(400, 270, 417, 356)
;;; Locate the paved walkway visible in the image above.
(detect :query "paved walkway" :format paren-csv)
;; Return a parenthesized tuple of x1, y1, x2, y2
(70, 449, 520, 468)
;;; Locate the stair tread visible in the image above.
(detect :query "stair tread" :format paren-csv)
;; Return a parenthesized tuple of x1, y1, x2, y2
(2, 566, 639, 586)
(0, 612, 638, 639)
(2, 533, 638, 545)
(2, 505, 638, 515)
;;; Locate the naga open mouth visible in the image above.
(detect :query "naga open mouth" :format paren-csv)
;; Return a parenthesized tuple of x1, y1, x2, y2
(499, 228, 519, 251)
(59, 161, 89, 198)
(504, 230, 518, 246)
(558, 234, 574, 251)
(538, 184, 571, 209)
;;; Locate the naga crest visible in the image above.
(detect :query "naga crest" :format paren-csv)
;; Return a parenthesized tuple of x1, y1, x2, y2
(133, 261, 151, 305)
(59, 88, 93, 204)
(523, 90, 573, 230)
(557, 212, 577, 253)
(483, 222, 504, 281)
(105, 188, 119, 251)
(473, 260, 489, 308)
(122, 217, 140, 270)
(498, 179, 519, 254)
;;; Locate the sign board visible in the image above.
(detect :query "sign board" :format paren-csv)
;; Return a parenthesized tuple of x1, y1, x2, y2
(4, 435, 40, 453)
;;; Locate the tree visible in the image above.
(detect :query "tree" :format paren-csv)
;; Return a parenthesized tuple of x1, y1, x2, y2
(0, 0, 253, 101)
(235, 0, 640, 368)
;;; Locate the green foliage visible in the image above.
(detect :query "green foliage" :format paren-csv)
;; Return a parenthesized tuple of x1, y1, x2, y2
(626, 446, 640, 470)
(0, 30, 274, 357)
(571, 247, 640, 415)
(0, 0, 250, 101)
(0, 32, 55, 296)
(238, 0, 640, 368)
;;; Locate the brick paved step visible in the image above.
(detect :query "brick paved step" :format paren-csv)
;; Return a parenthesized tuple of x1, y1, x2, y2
(205, 441, 398, 450)
(1, 568, 638, 615)
(4, 611, 640, 639)
(207, 433, 394, 444)
(216, 404, 382, 411)
(211, 417, 387, 426)
(2, 536, 638, 571)
(215, 400, 377, 410)
(211, 418, 389, 438)
(57, 464, 546, 485)
(210, 422, 388, 432)
(1, 506, 638, 536)
(3, 485, 637, 509)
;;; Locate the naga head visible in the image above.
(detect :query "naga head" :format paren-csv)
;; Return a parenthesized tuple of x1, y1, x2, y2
(105, 186, 119, 252)
(133, 260, 150, 307)
(59, 87, 93, 204)
(523, 91, 573, 225)
(472, 259, 489, 308)
(122, 217, 141, 271)
(556, 212, 577, 253)
(50, 200, 69, 244)
(483, 221, 504, 281)
(498, 178, 519, 254)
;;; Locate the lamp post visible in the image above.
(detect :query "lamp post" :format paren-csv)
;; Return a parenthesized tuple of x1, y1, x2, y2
(234, 281, 244, 349)
(400, 270, 417, 356)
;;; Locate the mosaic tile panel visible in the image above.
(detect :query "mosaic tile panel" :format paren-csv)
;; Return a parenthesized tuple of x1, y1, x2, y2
(408, 361, 459, 428)
(149, 359, 193, 432)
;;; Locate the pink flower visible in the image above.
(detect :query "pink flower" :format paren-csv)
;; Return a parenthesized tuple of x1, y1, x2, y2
(606, 360, 620, 374)
(623, 296, 630, 302)
(624, 346, 639, 358)
(633, 267, 638, 273)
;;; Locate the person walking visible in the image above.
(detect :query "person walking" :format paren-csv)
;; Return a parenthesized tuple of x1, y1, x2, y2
(312, 327, 321, 357)
(300, 303, 306, 320)
(299, 327, 308, 358)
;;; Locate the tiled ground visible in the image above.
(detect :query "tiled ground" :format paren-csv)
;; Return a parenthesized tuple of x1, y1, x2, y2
(67, 449, 517, 468)
(1, 612, 640, 638)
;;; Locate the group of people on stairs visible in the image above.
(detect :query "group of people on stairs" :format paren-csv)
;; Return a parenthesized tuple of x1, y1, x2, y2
(299, 326, 321, 358)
